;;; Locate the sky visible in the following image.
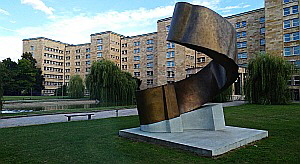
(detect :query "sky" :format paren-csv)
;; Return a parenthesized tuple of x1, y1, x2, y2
(0, 0, 264, 61)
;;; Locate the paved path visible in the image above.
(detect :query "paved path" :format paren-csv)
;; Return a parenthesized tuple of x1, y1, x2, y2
(0, 109, 138, 128)
(0, 101, 246, 129)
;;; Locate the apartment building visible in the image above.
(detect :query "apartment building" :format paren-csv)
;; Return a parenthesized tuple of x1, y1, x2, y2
(23, 0, 299, 100)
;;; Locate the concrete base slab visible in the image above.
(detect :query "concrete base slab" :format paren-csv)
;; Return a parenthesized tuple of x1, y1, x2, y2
(119, 126, 268, 157)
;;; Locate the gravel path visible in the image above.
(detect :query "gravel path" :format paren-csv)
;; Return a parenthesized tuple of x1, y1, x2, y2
(0, 101, 246, 128)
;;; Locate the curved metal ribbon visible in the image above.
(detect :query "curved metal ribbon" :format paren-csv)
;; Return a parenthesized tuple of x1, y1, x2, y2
(136, 2, 239, 125)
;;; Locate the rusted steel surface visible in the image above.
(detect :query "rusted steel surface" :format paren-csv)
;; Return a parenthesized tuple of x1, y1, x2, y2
(137, 2, 239, 125)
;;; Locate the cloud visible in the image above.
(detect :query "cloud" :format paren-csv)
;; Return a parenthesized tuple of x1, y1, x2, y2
(21, 0, 55, 15)
(0, 8, 10, 16)
(0, 36, 22, 62)
(5, 0, 246, 61)
(219, 3, 251, 13)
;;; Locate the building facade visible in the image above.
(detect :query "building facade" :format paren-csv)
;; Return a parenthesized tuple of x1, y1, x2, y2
(23, 0, 299, 100)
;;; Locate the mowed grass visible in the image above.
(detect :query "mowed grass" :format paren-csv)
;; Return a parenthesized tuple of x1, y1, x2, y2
(0, 104, 299, 163)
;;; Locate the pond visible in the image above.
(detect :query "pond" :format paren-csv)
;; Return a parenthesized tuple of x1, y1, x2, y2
(1, 104, 102, 113)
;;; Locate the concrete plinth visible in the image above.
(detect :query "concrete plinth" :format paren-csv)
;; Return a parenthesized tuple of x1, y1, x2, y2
(119, 126, 268, 157)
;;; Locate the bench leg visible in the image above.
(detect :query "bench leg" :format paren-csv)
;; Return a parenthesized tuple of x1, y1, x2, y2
(88, 115, 92, 120)
(68, 117, 71, 121)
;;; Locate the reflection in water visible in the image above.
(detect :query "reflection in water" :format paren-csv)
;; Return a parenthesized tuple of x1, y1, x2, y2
(1, 103, 101, 113)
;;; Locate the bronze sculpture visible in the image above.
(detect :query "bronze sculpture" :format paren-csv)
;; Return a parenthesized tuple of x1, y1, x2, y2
(136, 2, 239, 127)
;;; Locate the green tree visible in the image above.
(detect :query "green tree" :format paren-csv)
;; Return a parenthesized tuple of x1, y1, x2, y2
(245, 53, 291, 104)
(0, 62, 4, 110)
(55, 85, 67, 97)
(20, 52, 44, 95)
(68, 75, 85, 99)
(1, 58, 19, 95)
(86, 60, 137, 106)
(1, 54, 44, 96)
(17, 59, 36, 95)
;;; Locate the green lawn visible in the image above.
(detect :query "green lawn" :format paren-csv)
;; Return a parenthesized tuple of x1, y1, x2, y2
(2, 96, 71, 101)
(0, 105, 136, 117)
(0, 104, 299, 163)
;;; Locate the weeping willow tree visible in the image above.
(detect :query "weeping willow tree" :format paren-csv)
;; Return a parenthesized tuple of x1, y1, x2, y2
(86, 60, 137, 106)
(68, 75, 85, 99)
(245, 53, 292, 105)
(212, 85, 232, 103)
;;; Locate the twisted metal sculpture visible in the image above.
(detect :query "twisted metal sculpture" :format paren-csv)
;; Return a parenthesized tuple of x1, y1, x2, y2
(136, 2, 238, 126)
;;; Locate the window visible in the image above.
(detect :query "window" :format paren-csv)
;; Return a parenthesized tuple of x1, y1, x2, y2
(147, 47, 154, 52)
(166, 25, 170, 31)
(30, 46, 34, 50)
(147, 62, 153, 68)
(292, 6, 299, 14)
(122, 65, 127, 70)
(134, 72, 140, 77)
(97, 45, 102, 50)
(292, 32, 299, 40)
(86, 48, 90, 52)
(134, 56, 140, 61)
(260, 39, 265, 45)
(86, 68, 91, 72)
(293, 46, 300, 55)
(66, 62, 70, 66)
(75, 55, 80, 59)
(283, 0, 290, 3)
(122, 43, 127, 47)
(147, 54, 154, 60)
(166, 51, 175, 58)
(238, 52, 248, 59)
(292, 18, 299, 27)
(242, 21, 247, 27)
(237, 42, 247, 48)
(76, 49, 80, 53)
(147, 79, 154, 85)
(134, 48, 140, 54)
(294, 76, 300, 86)
(236, 22, 240, 28)
(86, 60, 90, 65)
(134, 64, 140, 69)
(75, 68, 80, 72)
(86, 54, 90, 59)
(167, 71, 175, 78)
(197, 57, 205, 63)
(242, 31, 247, 37)
(97, 39, 102, 44)
(167, 61, 175, 67)
(134, 41, 140, 46)
(237, 32, 240, 38)
(97, 52, 102, 57)
(122, 57, 127, 62)
(284, 20, 291, 28)
(122, 50, 127, 55)
(167, 42, 175, 48)
(284, 33, 291, 42)
(147, 71, 153, 76)
(284, 47, 292, 56)
(284, 7, 291, 16)
(75, 62, 80, 66)
(260, 17, 265, 23)
(147, 39, 154, 44)
(260, 28, 265, 34)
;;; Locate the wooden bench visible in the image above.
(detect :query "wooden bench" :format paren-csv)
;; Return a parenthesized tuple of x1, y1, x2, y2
(65, 114, 94, 121)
